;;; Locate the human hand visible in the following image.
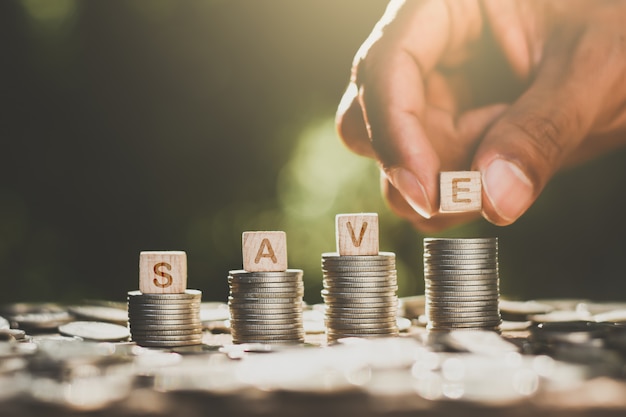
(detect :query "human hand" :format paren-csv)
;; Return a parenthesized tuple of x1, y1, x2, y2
(336, 0, 626, 232)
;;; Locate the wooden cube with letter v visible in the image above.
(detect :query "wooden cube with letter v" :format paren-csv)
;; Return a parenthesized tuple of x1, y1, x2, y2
(139, 251, 187, 294)
(242, 231, 288, 272)
(440, 171, 482, 213)
(336, 213, 379, 256)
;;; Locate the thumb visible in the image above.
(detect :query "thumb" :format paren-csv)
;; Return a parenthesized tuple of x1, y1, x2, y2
(473, 36, 608, 225)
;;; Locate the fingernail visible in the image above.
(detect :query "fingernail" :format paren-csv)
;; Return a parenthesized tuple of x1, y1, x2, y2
(483, 159, 534, 223)
(388, 168, 433, 219)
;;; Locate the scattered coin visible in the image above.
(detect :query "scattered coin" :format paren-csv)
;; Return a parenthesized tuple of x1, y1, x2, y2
(58, 321, 131, 342)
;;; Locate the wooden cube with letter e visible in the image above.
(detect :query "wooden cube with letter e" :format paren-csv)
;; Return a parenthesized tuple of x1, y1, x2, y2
(440, 171, 481, 213)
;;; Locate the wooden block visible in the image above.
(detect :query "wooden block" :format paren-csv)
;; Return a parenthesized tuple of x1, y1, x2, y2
(336, 213, 379, 256)
(440, 171, 482, 212)
(139, 251, 187, 294)
(242, 231, 288, 272)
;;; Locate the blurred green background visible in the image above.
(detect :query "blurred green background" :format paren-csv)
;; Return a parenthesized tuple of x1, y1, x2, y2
(1, 0, 626, 305)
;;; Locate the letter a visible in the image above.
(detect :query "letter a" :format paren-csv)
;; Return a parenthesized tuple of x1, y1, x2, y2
(255, 238, 278, 264)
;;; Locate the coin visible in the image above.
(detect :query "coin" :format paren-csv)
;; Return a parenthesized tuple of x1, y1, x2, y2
(127, 289, 202, 299)
(424, 237, 496, 245)
(229, 269, 303, 277)
(58, 321, 131, 342)
(129, 329, 203, 336)
(68, 305, 128, 324)
(134, 338, 203, 347)
(322, 252, 396, 261)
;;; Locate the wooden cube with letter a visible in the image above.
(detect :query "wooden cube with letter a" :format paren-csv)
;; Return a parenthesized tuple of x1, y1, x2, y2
(336, 213, 379, 256)
(440, 171, 481, 212)
(242, 231, 288, 272)
(139, 251, 187, 294)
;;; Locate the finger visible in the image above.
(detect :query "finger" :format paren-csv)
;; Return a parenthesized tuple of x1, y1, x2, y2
(357, 0, 483, 218)
(382, 175, 481, 233)
(336, 83, 376, 158)
(473, 23, 617, 225)
(482, 0, 538, 79)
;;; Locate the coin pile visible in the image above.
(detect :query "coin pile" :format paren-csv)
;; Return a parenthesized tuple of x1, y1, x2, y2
(127, 290, 203, 347)
(228, 270, 305, 344)
(423, 238, 501, 331)
(322, 252, 399, 343)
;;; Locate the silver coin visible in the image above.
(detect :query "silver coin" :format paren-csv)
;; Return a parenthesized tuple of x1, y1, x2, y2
(130, 322, 202, 329)
(68, 305, 128, 324)
(128, 297, 201, 308)
(228, 296, 302, 303)
(229, 318, 302, 326)
(232, 332, 304, 340)
(322, 252, 395, 260)
(229, 305, 302, 312)
(326, 301, 398, 311)
(327, 324, 398, 332)
(498, 299, 554, 315)
(129, 315, 201, 323)
(130, 328, 203, 336)
(228, 282, 304, 291)
(229, 289, 304, 297)
(128, 307, 199, 315)
(428, 314, 501, 322)
(426, 303, 500, 310)
(322, 288, 397, 296)
(323, 271, 397, 278)
(425, 289, 499, 296)
(424, 241, 497, 249)
(323, 299, 397, 307)
(229, 307, 301, 314)
(134, 339, 203, 347)
(424, 237, 497, 245)
(58, 321, 131, 342)
(228, 277, 302, 285)
(326, 303, 398, 310)
(425, 284, 498, 292)
(427, 315, 501, 323)
(132, 334, 204, 342)
(128, 304, 199, 311)
(232, 336, 304, 343)
(325, 318, 397, 327)
(323, 267, 395, 274)
(428, 321, 501, 329)
(229, 269, 303, 277)
(425, 268, 498, 275)
(323, 277, 397, 285)
(13, 311, 74, 330)
(426, 302, 500, 310)
(424, 259, 498, 271)
(424, 279, 497, 286)
(232, 322, 303, 330)
(426, 308, 500, 317)
(424, 252, 496, 260)
(127, 289, 202, 299)
(323, 286, 398, 295)
(327, 327, 398, 335)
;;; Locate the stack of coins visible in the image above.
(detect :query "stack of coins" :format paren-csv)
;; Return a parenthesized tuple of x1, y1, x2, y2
(423, 238, 501, 331)
(228, 270, 305, 344)
(322, 252, 399, 342)
(127, 290, 203, 347)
